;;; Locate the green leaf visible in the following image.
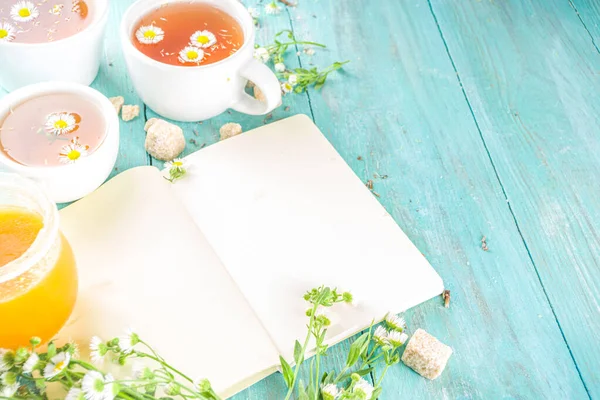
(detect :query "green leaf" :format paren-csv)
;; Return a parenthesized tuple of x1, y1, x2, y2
(346, 333, 370, 367)
(279, 356, 294, 388)
(46, 342, 56, 359)
(372, 387, 383, 399)
(298, 380, 309, 400)
(294, 340, 304, 365)
(307, 383, 316, 400)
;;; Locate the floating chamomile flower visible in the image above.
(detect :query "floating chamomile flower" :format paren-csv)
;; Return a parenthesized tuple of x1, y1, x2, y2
(321, 383, 340, 400)
(0, 22, 16, 42)
(43, 351, 70, 378)
(22, 352, 39, 373)
(10, 1, 39, 22)
(59, 137, 89, 164)
(45, 112, 77, 136)
(179, 46, 204, 64)
(275, 62, 286, 72)
(253, 47, 269, 63)
(82, 371, 116, 400)
(135, 25, 165, 45)
(65, 387, 85, 400)
(190, 30, 217, 48)
(265, 1, 281, 15)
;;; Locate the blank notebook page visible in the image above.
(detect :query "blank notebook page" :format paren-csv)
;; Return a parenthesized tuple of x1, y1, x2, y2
(172, 114, 444, 358)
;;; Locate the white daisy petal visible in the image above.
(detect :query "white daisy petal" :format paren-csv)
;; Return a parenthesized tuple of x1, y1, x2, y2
(65, 387, 85, 400)
(190, 30, 217, 48)
(165, 158, 187, 172)
(135, 25, 164, 45)
(265, 1, 281, 15)
(58, 137, 89, 164)
(288, 74, 298, 86)
(386, 330, 408, 347)
(353, 378, 375, 400)
(384, 313, 406, 332)
(22, 352, 39, 373)
(0, 22, 17, 42)
(117, 328, 139, 354)
(373, 326, 388, 346)
(321, 383, 340, 400)
(281, 81, 293, 94)
(253, 47, 269, 63)
(275, 62, 286, 72)
(82, 371, 115, 400)
(45, 112, 78, 136)
(178, 46, 204, 64)
(10, 1, 39, 22)
(43, 351, 70, 378)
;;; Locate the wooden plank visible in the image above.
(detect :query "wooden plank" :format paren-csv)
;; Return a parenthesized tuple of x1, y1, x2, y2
(427, 0, 600, 396)
(570, 0, 600, 52)
(288, 0, 590, 398)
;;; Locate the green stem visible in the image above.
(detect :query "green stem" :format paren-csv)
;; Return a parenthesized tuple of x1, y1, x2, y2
(375, 365, 390, 388)
(284, 304, 318, 400)
(135, 344, 194, 384)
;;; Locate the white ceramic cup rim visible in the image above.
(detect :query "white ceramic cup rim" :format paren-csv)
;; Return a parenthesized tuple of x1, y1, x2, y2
(120, 0, 255, 71)
(0, 0, 109, 48)
(0, 82, 117, 175)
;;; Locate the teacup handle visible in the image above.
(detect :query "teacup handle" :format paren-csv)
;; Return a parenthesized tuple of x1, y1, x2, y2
(232, 59, 282, 115)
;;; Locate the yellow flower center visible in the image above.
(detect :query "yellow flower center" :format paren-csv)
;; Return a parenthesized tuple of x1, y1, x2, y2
(18, 8, 31, 17)
(0, 29, 7, 39)
(67, 150, 81, 161)
(54, 120, 69, 129)
(173, 161, 183, 167)
(143, 30, 156, 39)
(197, 35, 209, 45)
(54, 360, 65, 372)
(187, 50, 199, 60)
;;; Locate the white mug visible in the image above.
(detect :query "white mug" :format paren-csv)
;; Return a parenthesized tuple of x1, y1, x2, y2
(0, 0, 109, 92)
(120, 0, 281, 122)
(0, 82, 120, 203)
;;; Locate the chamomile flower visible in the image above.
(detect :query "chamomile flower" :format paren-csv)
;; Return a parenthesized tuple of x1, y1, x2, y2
(178, 45, 204, 64)
(135, 25, 165, 45)
(82, 371, 116, 400)
(117, 329, 139, 354)
(275, 62, 286, 72)
(165, 158, 187, 172)
(321, 383, 340, 400)
(352, 378, 375, 400)
(49, 4, 64, 15)
(59, 137, 89, 164)
(90, 336, 107, 364)
(43, 351, 70, 378)
(10, 1, 39, 22)
(247, 7, 260, 18)
(386, 330, 408, 348)
(65, 387, 85, 400)
(0, 383, 18, 398)
(384, 313, 406, 332)
(265, 1, 281, 15)
(0, 22, 16, 42)
(253, 47, 269, 63)
(288, 74, 298, 86)
(190, 30, 216, 48)
(22, 352, 39, 373)
(281, 81, 293, 94)
(45, 112, 77, 135)
(373, 326, 388, 346)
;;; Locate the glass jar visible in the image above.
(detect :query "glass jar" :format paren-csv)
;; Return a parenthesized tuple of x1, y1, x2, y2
(0, 173, 78, 349)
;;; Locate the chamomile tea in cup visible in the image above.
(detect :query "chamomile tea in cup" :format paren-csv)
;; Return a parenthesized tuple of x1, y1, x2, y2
(121, 0, 281, 122)
(0, 0, 109, 92)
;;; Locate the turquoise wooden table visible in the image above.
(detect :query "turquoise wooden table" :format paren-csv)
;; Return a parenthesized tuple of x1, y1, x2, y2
(2, 0, 600, 398)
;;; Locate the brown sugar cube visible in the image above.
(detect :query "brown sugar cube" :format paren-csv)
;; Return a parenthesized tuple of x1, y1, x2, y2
(144, 118, 185, 161)
(253, 86, 266, 102)
(121, 105, 140, 122)
(109, 96, 125, 115)
(401, 329, 452, 380)
(219, 122, 243, 141)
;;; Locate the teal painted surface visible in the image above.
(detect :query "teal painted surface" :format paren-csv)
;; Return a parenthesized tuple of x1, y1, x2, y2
(1, 0, 599, 398)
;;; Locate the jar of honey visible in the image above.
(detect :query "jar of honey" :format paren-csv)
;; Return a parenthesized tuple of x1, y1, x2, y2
(0, 173, 78, 349)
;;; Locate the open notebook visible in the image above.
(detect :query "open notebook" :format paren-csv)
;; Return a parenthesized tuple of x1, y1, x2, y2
(57, 114, 443, 397)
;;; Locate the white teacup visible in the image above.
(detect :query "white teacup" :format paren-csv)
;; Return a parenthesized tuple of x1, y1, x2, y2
(0, 82, 120, 203)
(120, 0, 281, 122)
(0, 0, 109, 92)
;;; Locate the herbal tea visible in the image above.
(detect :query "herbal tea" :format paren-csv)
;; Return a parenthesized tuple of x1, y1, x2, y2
(0, 92, 107, 167)
(0, 0, 92, 43)
(132, 2, 244, 66)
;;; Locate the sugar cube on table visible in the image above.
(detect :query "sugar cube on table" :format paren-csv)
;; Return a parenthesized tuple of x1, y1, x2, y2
(401, 328, 452, 380)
